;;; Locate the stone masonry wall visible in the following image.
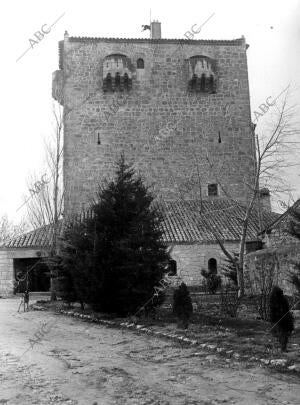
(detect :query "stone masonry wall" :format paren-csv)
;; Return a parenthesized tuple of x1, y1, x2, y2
(170, 241, 240, 286)
(54, 35, 255, 215)
(0, 248, 47, 296)
(245, 243, 300, 296)
(0, 250, 14, 296)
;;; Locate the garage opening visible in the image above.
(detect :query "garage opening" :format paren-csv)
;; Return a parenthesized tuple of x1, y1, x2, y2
(13, 258, 50, 293)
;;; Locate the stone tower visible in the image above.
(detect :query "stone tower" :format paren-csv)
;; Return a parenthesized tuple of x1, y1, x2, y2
(52, 24, 255, 216)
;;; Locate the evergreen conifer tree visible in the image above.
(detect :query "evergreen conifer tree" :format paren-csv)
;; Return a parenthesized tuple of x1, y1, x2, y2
(59, 156, 169, 315)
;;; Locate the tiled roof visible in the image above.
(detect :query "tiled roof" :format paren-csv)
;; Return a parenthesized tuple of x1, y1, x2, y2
(3, 222, 63, 249)
(3, 199, 278, 249)
(262, 199, 300, 233)
(159, 199, 278, 243)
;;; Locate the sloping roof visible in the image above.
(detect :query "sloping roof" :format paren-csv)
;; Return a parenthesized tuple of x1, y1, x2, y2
(159, 199, 278, 243)
(262, 199, 300, 233)
(3, 222, 63, 249)
(3, 199, 278, 249)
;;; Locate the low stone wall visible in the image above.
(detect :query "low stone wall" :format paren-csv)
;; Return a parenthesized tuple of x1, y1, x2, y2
(164, 288, 237, 316)
(245, 243, 300, 296)
(46, 306, 299, 373)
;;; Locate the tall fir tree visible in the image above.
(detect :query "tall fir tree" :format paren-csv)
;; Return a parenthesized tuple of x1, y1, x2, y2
(59, 156, 169, 315)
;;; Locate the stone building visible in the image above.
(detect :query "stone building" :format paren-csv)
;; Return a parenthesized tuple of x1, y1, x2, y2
(52, 22, 256, 215)
(0, 22, 276, 296)
(0, 198, 276, 296)
(245, 199, 300, 295)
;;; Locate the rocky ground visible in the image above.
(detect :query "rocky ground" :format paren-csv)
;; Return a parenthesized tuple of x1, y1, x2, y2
(0, 297, 300, 405)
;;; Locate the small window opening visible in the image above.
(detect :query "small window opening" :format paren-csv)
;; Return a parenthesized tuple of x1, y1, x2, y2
(190, 74, 197, 91)
(200, 74, 206, 92)
(137, 58, 144, 69)
(106, 73, 112, 91)
(209, 74, 215, 93)
(208, 183, 218, 196)
(208, 258, 217, 274)
(115, 73, 121, 90)
(124, 73, 129, 90)
(168, 259, 177, 276)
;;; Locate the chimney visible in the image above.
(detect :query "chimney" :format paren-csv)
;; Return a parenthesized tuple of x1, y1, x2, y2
(259, 188, 272, 212)
(151, 21, 161, 39)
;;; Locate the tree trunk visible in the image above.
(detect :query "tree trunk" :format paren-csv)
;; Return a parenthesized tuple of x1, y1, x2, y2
(236, 263, 244, 298)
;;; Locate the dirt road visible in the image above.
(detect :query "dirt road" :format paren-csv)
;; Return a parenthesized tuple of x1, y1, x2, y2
(0, 298, 299, 404)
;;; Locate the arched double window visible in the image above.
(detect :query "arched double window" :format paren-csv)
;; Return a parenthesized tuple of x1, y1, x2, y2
(102, 54, 132, 92)
(188, 55, 216, 93)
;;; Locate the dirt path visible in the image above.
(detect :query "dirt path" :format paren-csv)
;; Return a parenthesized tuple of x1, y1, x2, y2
(0, 298, 299, 404)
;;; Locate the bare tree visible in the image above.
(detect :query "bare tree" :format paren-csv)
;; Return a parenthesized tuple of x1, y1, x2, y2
(246, 250, 280, 320)
(0, 215, 29, 246)
(166, 91, 299, 298)
(25, 101, 64, 299)
(26, 103, 63, 228)
(200, 92, 300, 297)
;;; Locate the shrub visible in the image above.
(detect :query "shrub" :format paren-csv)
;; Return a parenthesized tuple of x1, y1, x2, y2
(173, 282, 193, 329)
(201, 269, 222, 294)
(246, 252, 280, 320)
(269, 286, 294, 352)
(220, 286, 239, 317)
(221, 254, 238, 287)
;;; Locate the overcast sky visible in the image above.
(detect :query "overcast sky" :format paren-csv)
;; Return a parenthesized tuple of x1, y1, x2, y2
(1, 0, 299, 222)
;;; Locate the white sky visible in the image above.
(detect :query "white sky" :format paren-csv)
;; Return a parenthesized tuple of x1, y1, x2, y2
(1, 0, 299, 223)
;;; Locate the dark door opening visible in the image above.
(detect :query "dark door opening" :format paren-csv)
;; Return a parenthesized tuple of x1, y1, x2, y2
(14, 258, 50, 293)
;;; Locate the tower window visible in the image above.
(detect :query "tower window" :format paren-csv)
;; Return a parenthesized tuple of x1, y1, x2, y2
(189, 74, 197, 91)
(200, 74, 206, 92)
(209, 74, 215, 93)
(102, 54, 133, 93)
(123, 73, 132, 90)
(103, 73, 112, 92)
(115, 72, 121, 90)
(208, 183, 218, 196)
(187, 55, 216, 93)
(137, 58, 144, 69)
